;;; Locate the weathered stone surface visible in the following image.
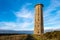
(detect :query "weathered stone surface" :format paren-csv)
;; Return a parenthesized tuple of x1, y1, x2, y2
(34, 4, 44, 35)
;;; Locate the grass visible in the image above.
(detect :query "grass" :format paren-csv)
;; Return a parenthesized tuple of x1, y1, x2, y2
(0, 34, 27, 40)
(0, 31, 60, 40)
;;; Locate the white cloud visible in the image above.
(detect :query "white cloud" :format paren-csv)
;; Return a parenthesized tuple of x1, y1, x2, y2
(44, 0, 60, 30)
(0, 22, 33, 31)
(15, 3, 34, 30)
(44, 0, 60, 17)
(15, 8, 33, 19)
(44, 25, 60, 30)
(0, 3, 34, 31)
(0, 22, 16, 30)
(14, 3, 34, 23)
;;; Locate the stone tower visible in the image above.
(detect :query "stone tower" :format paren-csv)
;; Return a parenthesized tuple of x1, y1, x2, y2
(34, 4, 44, 35)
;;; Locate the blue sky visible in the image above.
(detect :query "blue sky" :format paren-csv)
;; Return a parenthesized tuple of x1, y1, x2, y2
(0, 0, 60, 31)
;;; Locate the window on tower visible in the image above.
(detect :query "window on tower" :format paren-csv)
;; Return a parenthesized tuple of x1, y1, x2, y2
(38, 24, 39, 27)
(38, 18, 39, 21)
(38, 31, 39, 34)
(38, 16, 40, 21)
(35, 24, 36, 27)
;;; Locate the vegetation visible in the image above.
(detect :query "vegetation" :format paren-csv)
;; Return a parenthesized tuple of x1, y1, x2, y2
(0, 34, 27, 40)
(44, 31, 60, 40)
(0, 31, 60, 40)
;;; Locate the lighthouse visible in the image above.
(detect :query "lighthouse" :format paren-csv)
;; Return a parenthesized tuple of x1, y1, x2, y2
(34, 4, 44, 35)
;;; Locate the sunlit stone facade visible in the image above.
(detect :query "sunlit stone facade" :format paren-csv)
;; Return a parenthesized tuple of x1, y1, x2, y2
(34, 4, 44, 35)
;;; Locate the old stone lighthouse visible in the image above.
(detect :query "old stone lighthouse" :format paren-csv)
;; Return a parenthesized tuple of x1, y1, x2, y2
(34, 4, 44, 35)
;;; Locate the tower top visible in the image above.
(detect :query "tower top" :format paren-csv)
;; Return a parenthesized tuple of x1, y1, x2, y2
(35, 4, 43, 7)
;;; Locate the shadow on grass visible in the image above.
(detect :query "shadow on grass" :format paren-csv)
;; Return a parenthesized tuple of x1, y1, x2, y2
(25, 35, 36, 40)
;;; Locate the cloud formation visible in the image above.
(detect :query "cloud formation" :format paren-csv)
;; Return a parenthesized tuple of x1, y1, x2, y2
(0, 3, 34, 30)
(44, 0, 60, 30)
(0, 0, 60, 31)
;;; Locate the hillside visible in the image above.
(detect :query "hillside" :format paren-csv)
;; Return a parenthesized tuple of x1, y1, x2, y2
(0, 34, 36, 40)
(44, 31, 60, 40)
(0, 31, 60, 40)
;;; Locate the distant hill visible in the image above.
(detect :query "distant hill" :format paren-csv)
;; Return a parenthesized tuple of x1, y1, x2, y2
(0, 29, 60, 34)
(0, 30, 33, 34)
